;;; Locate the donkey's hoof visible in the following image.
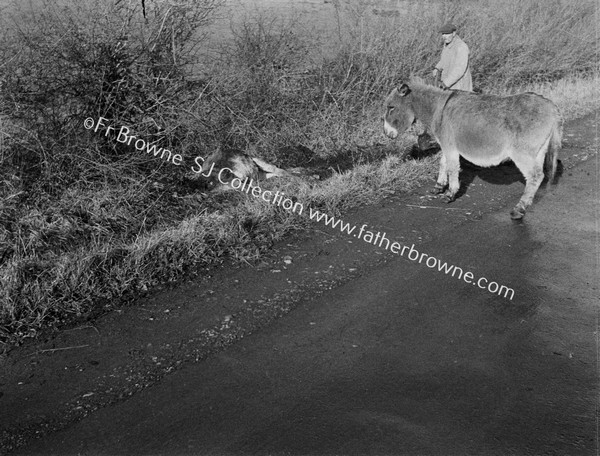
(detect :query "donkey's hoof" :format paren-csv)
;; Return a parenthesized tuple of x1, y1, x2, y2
(442, 192, 456, 203)
(510, 206, 526, 220)
(430, 184, 447, 195)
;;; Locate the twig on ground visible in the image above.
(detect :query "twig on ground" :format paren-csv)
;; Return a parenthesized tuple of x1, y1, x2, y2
(28, 345, 90, 356)
(405, 204, 466, 210)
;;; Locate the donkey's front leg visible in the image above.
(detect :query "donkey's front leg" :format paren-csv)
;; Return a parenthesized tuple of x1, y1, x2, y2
(430, 153, 448, 194)
(442, 149, 461, 203)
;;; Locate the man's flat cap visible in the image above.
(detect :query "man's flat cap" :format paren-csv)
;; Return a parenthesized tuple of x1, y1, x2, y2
(439, 23, 457, 34)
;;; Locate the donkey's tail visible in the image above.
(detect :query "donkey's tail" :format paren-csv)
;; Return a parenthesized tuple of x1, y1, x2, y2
(544, 114, 563, 183)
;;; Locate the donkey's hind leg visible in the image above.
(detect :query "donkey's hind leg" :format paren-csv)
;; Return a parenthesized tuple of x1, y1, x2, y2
(510, 150, 546, 219)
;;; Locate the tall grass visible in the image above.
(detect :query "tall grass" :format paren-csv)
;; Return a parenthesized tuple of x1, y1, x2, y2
(199, 0, 596, 160)
(0, 0, 598, 349)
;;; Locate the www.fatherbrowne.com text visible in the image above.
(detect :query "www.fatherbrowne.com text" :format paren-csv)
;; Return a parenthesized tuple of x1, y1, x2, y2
(306, 209, 515, 300)
(84, 116, 515, 300)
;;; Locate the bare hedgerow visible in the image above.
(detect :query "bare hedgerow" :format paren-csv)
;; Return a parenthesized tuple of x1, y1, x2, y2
(0, 0, 225, 347)
(0, 0, 223, 191)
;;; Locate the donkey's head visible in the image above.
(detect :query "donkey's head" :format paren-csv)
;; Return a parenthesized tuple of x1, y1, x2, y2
(383, 83, 415, 139)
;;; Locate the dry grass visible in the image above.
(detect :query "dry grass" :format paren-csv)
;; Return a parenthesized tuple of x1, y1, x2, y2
(497, 75, 600, 120)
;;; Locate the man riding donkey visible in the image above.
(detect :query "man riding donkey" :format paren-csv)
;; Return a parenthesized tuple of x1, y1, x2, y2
(419, 23, 473, 151)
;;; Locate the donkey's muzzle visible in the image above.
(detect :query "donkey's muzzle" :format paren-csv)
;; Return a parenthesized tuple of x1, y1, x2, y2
(383, 120, 398, 139)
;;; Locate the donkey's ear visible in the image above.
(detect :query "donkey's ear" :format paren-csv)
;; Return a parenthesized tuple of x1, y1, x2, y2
(397, 83, 411, 97)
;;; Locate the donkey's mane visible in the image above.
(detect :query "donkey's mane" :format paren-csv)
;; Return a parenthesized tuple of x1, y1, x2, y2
(401, 78, 448, 128)
(406, 77, 445, 95)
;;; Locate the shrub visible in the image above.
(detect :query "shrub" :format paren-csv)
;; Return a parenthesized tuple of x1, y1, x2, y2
(0, 0, 223, 192)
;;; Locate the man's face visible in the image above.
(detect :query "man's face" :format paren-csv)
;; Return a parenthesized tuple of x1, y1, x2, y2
(442, 32, 455, 45)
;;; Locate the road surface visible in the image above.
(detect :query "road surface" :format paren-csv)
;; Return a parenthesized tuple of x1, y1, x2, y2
(4, 113, 599, 456)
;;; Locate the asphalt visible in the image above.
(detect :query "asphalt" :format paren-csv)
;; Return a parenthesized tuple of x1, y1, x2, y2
(2, 112, 598, 456)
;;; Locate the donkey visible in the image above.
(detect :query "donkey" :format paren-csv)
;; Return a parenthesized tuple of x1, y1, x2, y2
(383, 81, 562, 219)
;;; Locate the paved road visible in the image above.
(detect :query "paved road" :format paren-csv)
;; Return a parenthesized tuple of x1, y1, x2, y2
(13, 122, 598, 454)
